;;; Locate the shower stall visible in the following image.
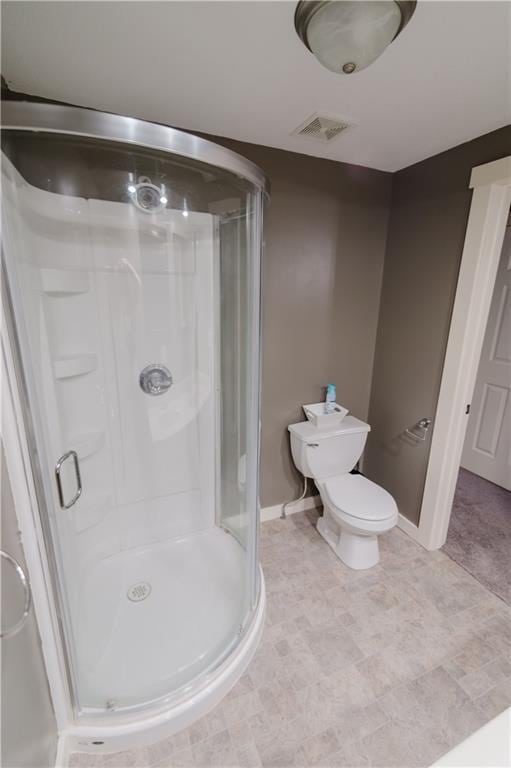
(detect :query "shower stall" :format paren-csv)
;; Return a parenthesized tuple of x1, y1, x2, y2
(1, 102, 267, 749)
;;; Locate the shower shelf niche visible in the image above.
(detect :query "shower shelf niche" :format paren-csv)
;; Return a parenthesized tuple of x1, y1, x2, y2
(69, 432, 106, 460)
(42, 268, 90, 296)
(54, 354, 97, 379)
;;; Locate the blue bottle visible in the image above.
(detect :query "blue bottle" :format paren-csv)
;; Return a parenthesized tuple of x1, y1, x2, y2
(325, 383, 336, 414)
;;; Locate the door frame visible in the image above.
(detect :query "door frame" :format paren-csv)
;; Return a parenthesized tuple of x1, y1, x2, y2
(414, 155, 511, 550)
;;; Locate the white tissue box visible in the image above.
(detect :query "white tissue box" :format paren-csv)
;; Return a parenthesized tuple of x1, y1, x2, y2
(303, 402, 349, 429)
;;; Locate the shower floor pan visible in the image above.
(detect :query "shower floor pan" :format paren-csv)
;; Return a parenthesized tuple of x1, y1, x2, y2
(74, 526, 248, 712)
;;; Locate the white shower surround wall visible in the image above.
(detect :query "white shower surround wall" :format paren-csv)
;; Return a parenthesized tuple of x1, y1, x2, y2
(1, 103, 267, 752)
(5, 171, 220, 685)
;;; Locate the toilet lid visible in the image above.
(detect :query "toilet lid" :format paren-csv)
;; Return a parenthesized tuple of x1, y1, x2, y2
(324, 474, 397, 522)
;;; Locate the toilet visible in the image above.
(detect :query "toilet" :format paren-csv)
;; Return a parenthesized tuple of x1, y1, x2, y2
(288, 416, 398, 570)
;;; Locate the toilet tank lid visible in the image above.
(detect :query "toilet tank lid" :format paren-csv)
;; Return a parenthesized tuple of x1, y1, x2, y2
(288, 415, 370, 442)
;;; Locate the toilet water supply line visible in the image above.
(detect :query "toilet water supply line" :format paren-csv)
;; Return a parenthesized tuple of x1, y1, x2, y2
(281, 475, 308, 520)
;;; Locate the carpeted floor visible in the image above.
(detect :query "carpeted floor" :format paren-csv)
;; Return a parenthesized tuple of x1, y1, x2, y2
(444, 468, 511, 606)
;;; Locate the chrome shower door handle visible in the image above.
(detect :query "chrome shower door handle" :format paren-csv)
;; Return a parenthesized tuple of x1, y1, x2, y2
(55, 450, 82, 509)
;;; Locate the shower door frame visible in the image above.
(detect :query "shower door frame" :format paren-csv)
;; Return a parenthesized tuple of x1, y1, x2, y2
(2, 280, 75, 733)
(1, 100, 269, 749)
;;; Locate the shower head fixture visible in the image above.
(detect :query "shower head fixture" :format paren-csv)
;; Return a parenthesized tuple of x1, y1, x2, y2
(128, 176, 168, 213)
(295, 0, 417, 74)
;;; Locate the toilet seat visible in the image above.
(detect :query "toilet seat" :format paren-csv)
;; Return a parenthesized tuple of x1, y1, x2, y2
(323, 474, 397, 523)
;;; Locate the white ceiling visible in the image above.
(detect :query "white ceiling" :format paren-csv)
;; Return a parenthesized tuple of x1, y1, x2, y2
(2, 1, 510, 172)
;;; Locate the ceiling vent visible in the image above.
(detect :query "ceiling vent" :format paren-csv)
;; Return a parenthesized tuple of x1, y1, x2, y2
(292, 113, 352, 143)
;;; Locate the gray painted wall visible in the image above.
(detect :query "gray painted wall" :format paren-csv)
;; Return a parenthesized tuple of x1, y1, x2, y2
(364, 125, 511, 525)
(205, 137, 392, 508)
(2, 97, 392, 512)
(6, 92, 509, 518)
(1, 445, 58, 768)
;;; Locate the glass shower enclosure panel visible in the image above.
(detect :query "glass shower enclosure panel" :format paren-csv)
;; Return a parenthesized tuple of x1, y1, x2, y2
(2, 126, 263, 715)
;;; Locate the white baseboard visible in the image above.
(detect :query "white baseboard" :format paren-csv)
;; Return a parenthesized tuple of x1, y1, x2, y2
(261, 494, 322, 523)
(55, 733, 70, 768)
(397, 512, 425, 547)
(261, 498, 428, 550)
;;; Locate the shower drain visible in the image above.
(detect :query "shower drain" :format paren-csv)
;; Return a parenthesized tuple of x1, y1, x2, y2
(127, 582, 152, 602)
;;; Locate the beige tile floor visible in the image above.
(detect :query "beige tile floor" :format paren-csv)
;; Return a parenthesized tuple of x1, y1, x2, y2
(70, 510, 511, 768)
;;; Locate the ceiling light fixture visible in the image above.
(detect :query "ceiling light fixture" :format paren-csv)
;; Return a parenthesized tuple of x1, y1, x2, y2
(295, 0, 417, 75)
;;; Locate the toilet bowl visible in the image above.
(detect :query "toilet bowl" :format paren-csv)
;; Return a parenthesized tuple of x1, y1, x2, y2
(318, 473, 397, 569)
(288, 416, 398, 570)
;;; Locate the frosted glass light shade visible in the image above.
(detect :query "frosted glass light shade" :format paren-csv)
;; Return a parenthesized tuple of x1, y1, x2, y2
(304, 1, 403, 74)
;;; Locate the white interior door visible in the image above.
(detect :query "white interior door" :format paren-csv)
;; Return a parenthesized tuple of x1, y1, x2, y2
(461, 217, 511, 490)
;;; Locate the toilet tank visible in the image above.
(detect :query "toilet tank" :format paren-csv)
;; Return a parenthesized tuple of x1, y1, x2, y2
(288, 416, 370, 480)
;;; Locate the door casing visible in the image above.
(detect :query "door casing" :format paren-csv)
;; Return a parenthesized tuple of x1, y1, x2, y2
(460, 221, 511, 490)
(399, 156, 511, 550)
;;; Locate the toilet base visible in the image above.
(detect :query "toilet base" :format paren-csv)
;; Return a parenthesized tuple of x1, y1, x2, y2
(336, 530, 379, 570)
(317, 516, 380, 570)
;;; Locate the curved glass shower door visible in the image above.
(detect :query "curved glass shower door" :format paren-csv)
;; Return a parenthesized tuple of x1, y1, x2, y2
(2, 116, 264, 715)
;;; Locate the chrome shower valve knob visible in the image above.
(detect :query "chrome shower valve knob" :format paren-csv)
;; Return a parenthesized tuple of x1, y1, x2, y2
(139, 364, 173, 396)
